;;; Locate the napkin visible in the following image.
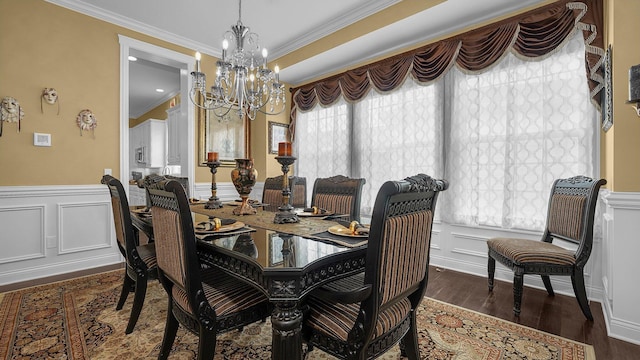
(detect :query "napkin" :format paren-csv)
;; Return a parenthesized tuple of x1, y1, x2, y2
(195, 218, 235, 231)
(353, 226, 369, 235)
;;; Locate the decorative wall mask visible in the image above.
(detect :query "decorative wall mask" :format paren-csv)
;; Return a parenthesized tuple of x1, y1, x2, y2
(41, 87, 60, 114)
(0, 96, 24, 137)
(76, 109, 97, 137)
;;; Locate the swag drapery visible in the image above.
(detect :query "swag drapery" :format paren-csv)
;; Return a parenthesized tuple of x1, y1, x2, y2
(290, 0, 604, 136)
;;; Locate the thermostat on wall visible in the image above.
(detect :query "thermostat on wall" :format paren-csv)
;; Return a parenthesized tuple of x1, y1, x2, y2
(34, 132, 52, 147)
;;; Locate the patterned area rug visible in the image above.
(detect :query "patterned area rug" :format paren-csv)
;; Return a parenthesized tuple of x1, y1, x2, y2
(0, 270, 595, 359)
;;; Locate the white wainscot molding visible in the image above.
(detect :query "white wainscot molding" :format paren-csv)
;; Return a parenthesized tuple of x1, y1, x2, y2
(601, 190, 640, 345)
(0, 185, 122, 286)
(193, 181, 264, 203)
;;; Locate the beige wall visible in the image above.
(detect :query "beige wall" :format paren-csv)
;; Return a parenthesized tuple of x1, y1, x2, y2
(1, 0, 637, 190)
(604, 0, 640, 191)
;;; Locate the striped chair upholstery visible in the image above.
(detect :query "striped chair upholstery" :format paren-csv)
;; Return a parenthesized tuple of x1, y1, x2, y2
(311, 175, 366, 222)
(262, 176, 285, 212)
(302, 174, 448, 360)
(487, 176, 606, 320)
(147, 180, 270, 360)
(262, 175, 307, 212)
(291, 176, 307, 208)
(101, 175, 157, 334)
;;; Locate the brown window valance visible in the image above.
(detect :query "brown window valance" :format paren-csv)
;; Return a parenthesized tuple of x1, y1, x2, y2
(291, 0, 603, 120)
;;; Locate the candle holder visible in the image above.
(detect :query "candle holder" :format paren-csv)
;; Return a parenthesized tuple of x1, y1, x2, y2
(205, 161, 223, 209)
(273, 155, 299, 224)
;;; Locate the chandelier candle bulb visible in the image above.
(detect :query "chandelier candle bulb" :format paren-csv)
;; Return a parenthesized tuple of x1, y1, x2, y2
(278, 142, 292, 156)
(195, 51, 201, 72)
(222, 39, 228, 62)
(262, 48, 268, 68)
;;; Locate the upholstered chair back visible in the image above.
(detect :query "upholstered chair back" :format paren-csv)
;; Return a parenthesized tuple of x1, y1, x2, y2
(311, 175, 366, 222)
(362, 174, 447, 334)
(102, 175, 136, 261)
(263, 175, 307, 211)
(147, 180, 202, 314)
(291, 176, 307, 208)
(542, 176, 606, 266)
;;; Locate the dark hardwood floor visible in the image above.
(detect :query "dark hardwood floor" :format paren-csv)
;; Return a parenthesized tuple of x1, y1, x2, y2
(427, 266, 640, 360)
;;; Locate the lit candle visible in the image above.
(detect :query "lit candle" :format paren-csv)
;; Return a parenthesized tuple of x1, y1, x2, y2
(262, 48, 268, 69)
(274, 65, 280, 83)
(278, 142, 292, 156)
(207, 152, 218, 162)
(222, 39, 229, 62)
(195, 51, 201, 73)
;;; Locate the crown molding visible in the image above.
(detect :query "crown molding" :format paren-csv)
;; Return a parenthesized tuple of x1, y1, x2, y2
(45, 0, 219, 56)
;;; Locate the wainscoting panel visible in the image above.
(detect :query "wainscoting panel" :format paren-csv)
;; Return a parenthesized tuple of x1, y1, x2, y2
(0, 205, 45, 264)
(58, 201, 112, 254)
(601, 191, 640, 345)
(0, 185, 122, 286)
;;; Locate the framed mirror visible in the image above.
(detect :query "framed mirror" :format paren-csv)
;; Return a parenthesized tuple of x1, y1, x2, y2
(198, 105, 251, 167)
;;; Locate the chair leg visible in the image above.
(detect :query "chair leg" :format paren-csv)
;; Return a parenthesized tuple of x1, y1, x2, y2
(116, 272, 134, 310)
(400, 313, 420, 360)
(488, 256, 496, 291)
(125, 274, 148, 334)
(541, 275, 555, 296)
(158, 301, 179, 360)
(513, 271, 524, 316)
(571, 270, 594, 321)
(197, 328, 217, 360)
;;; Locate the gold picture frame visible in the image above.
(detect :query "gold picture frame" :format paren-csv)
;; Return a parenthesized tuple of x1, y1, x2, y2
(198, 105, 251, 167)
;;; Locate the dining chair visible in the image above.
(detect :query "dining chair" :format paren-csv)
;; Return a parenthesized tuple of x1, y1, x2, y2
(164, 175, 190, 198)
(262, 175, 307, 211)
(146, 179, 270, 360)
(487, 175, 606, 320)
(310, 175, 366, 222)
(291, 176, 307, 208)
(101, 175, 158, 334)
(302, 173, 448, 360)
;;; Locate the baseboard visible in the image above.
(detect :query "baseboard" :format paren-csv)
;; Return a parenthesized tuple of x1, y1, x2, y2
(0, 254, 123, 290)
(0, 261, 124, 293)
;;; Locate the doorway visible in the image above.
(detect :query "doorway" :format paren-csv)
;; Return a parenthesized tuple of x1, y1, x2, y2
(118, 35, 195, 195)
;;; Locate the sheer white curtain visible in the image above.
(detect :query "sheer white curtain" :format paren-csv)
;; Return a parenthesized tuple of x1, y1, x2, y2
(442, 32, 597, 230)
(353, 80, 443, 214)
(295, 99, 351, 205)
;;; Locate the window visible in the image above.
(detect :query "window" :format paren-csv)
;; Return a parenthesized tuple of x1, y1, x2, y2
(295, 32, 596, 231)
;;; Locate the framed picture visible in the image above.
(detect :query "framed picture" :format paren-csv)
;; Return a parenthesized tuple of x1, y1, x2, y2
(268, 121, 289, 154)
(198, 105, 251, 167)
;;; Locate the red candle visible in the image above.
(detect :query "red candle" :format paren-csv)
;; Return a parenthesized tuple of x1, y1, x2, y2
(278, 142, 292, 156)
(207, 152, 218, 162)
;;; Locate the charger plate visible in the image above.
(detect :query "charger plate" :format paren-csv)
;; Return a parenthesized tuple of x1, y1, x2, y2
(195, 221, 245, 234)
(327, 224, 369, 238)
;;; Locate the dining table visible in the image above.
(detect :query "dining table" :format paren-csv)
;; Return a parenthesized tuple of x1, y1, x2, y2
(132, 201, 368, 360)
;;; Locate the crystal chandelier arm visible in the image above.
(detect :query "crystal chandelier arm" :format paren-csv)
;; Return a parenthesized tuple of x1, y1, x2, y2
(189, 0, 287, 121)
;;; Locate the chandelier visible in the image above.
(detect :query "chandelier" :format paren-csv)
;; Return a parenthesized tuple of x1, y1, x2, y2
(190, 0, 286, 121)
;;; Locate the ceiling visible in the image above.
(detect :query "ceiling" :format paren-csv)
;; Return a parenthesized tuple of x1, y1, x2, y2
(47, 0, 546, 118)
